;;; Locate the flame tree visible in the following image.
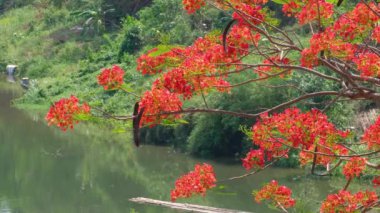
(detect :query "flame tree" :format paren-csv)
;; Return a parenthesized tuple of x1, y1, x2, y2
(46, 0, 380, 212)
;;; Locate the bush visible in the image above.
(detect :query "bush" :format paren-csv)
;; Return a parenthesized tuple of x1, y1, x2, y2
(117, 16, 142, 58)
(22, 56, 52, 78)
(138, 0, 227, 45)
(43, 7, 70, 27)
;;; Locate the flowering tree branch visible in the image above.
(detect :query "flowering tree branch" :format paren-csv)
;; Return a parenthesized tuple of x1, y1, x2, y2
(45, 1, 380, 212)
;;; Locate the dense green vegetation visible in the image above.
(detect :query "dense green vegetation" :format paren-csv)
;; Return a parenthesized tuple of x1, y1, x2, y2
(0, 0, 358, 160)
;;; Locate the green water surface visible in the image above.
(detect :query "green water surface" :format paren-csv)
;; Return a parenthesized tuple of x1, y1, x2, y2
(0, 78, 348, 213)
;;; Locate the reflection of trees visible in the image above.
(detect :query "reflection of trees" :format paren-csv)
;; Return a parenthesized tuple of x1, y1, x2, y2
(0, 87, 131, 212)
(1, 79, 303, 213)
(0, 87, 191, 213)
(0, 80, 22, 99)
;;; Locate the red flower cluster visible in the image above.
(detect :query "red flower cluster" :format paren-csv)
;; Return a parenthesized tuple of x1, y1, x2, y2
(138, 36, 234, 98)
(356, 191, 379, 209)
(182, 0, 205, 14)
(299, 2, 379, 70)
(226, 25, 260, 56)
(232, 3, 265, 26)
(137, 27, 266, 125)
(362, 115, 380, 150)
(282, 0, 333, 25)
(45, 95, 90, 131)
(342, 157, 366, 180)
(282, 1, 300, 17)
(333, 2, 379, 41)
(153, 68, 193, 99)
(242, 149, 265, 170)
(97, 65, 125, 90)
(252, 108, 349, 166)
(170, 163, 216, 201)
(255, 180, 296, 209)
(373, 26, 380, 43)
(372, 176, 380, 187)
(197, 0, 269, 12)
(300, 48, 319, 68)
(136, 47, 183, 75)
(353, 52, 380, 77)
(256, 56, 291, 77)
(320, 190, 378, 213)
(301, 29, 356, 68)
(213, 0, 267, 6)
(299, 0, 333, 25)
(139, 88, 183, 126)
(229, 0, 268, 5)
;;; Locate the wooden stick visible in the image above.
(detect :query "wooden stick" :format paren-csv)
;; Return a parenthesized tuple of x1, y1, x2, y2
(129, 197, 253, 213)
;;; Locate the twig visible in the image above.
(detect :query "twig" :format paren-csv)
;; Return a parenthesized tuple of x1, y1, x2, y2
(218, 154, 285, 182)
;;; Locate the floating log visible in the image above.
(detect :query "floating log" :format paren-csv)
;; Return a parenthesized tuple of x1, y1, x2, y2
(129, 197, 253, 213)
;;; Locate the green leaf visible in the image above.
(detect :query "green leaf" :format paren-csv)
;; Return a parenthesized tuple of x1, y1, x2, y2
(161, 118, 189, 126)
(148, 45, 181, 57)
(112, 128, 127, 133)
(325, 0, 339, 4)
(176, 119, 189, 124)
(161, 119, 178, 126)
(217, 185, 226, 190)
(74, 113, 92, 121)
(121, 83, 135, 93)
(240, 125, 253, 138)
(271, 0, 289, 5)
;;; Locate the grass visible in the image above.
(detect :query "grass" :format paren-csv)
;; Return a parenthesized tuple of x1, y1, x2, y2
(0, 5, 109, 109)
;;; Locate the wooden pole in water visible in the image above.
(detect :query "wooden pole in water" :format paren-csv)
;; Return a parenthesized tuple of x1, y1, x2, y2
(129, 197, 253, 213)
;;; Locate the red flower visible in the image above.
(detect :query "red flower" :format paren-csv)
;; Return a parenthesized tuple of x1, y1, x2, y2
(45, 95, 90, 131)
(242, 149, 265, 170)
(170, 163, 216, 201)
(255, 180, 296, 209)
(136, 48, 182, 75)
(353, 53, 380, 78)
(139, 88, 183, 126)
(225, 25, 260, 56)
(321, 190, 357, 213)
(303, 28, 356, 68)
(343, 157, 366, 180)
(300, 48, 319, 68)
(355, 191, 378, 208)
(362, 115, 380, 150)
(321, 190, 378, 213)
(138, 34, 235, 105)
(282, 0, 334, 25)
(252, 108, 349, 167)
(372, 176, 380, 187)
(373, 26, 380, 43)
(333, 3, 379, 41)
(297, 0, 334, 25)
(182, 0, 205, 14)
(97, 65, 125, 90)
(282, 2, 300, 17)
(256, 56, 291, 77)
(232, 4, 265, 26)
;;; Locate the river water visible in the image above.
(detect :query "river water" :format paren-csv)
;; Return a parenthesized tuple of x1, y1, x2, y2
(0, 78, 345, 212)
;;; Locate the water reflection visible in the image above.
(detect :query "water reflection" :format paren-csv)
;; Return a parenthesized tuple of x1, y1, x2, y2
(0, 78, 345, 213)
(6, 75, 15, 83)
